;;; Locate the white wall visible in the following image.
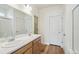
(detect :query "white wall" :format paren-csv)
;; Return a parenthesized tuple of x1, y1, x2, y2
(32, 6, 39, 16)
(38, 4, 78, 54)
(38, 5, 65, 45)
(64, 4, 77, 54)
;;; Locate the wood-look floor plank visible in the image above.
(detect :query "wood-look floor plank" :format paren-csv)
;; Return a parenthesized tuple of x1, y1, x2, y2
(42, 44, 64, 54)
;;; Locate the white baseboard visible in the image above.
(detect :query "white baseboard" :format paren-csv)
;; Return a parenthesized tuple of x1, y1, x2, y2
(42, 42, 50, 45)
(44, 43, 50, 45)
(69, 49, 74, 54)
(73, 49, 79, 54)
(64, 48, 75, 54)
(43, 42, 64, 47)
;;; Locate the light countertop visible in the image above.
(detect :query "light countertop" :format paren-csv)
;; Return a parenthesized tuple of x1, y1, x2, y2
(0, 34, 41, 54)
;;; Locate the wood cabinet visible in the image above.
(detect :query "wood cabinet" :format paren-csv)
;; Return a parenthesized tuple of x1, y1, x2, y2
(12, 42, 32, 54)
(32, 37, 41, 54)
(24, 48, 32, 54)
(12, 36, 42, 54)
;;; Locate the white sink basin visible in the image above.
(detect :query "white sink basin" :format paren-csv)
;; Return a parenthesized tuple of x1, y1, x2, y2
(1, 34, 35, 48)
(1, 40, 23, 48)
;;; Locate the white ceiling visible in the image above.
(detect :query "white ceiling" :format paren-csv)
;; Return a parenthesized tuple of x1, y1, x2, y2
(31, 4, 64, 9)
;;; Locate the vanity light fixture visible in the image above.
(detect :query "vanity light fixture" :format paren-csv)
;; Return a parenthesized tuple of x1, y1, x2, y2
(25, 4, 32, 11)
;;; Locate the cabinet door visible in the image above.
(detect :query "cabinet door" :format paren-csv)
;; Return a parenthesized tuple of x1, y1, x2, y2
(24, 48, 32, 54)
(33, 42, 40, 54)
(33, 37, 41, 54)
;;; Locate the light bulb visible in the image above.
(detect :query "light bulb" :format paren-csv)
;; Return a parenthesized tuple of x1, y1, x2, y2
(29, 6, 32, 11)
(26, 4, 30, 8)
(25, 4, 32, 11)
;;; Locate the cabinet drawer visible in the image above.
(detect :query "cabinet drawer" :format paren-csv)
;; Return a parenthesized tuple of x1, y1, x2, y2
(24, 48, 32, 54)
(14, 42, 32, 54)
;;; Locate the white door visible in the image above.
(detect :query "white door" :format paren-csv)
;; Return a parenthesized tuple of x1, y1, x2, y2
(49, 15, 64, 47)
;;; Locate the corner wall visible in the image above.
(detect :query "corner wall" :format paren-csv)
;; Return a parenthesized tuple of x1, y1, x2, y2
(64, 4, 77, 54)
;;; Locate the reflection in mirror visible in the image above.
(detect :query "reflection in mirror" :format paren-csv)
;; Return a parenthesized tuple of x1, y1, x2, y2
(0, 4, 14, 19)
(0, 18, 14, 42)
(0, 5, 14, 42)
(15, 9, 32, 35)
(34, 16, 38, 34)
(15, 10, 26, 35)
(25, 15, 32, 34)
(0, 4, 33, 43)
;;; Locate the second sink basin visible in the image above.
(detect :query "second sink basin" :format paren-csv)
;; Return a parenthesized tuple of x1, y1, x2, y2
(1, 34, 35, 48)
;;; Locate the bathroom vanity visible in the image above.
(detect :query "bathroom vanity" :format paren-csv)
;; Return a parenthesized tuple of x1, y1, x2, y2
(0, 34, 43, 54)
(12, 36, 41, 54)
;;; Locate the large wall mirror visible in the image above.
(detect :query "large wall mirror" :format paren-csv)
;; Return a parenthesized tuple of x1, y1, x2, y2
(72, 5, 79, 53)
(14, 9, 32, 35)
(0, 4, 33, 43)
